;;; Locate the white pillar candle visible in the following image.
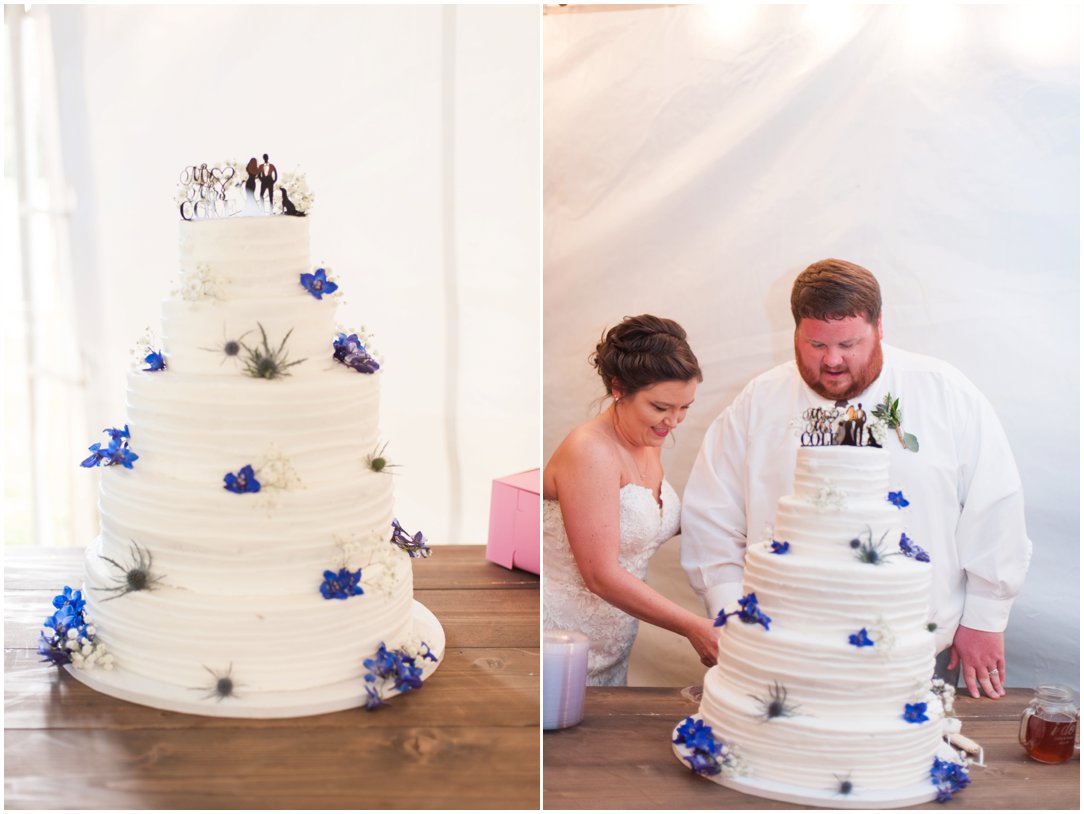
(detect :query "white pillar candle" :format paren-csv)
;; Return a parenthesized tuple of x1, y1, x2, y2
(543, 629, 590, 730)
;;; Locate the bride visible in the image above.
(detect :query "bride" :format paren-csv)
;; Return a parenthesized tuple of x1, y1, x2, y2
(543, 314, 718, 686)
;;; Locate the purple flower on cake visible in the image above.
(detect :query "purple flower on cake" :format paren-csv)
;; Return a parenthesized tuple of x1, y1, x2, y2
(319, 567, 364, 600)
(362, 641, 433, 710)
(333, 332, 380, 374)
(391, 519, 431, 558)
(903, 702, 929, 723)
(714, 592, 771, 631)
(38, 586, 113, 670)
(930, 757, 970, 802)
(143, 349, 166, 372)
(887, 490, 910, 509)
(769, 540, 790, 555)
(300, 267, 338, 300)
(848, 627, 874, 648)
(223, 464, 261, 494)
(81, 426, 139, 469)
(899, 533, 930, 562)
(674, 716, 733, 776)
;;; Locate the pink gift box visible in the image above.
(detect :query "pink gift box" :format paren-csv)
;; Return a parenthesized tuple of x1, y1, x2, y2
(485, 468, 540, 574)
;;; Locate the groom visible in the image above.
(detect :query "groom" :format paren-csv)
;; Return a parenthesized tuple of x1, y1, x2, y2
(680, 258, 1031, 699)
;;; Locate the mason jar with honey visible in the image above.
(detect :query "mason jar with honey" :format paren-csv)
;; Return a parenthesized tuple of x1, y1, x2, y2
(1019, 684, 1079, 764)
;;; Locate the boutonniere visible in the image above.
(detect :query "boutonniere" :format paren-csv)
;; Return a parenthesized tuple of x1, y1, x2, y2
(872, 393, 919, 452)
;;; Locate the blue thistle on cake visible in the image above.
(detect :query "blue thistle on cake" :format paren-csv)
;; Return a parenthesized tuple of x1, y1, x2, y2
(930, 758, 970, 802)
(887, 490, 910, 509)
(850, 525, 897, 565)
(223, 464, 261, 494)
(769, 540, 790, 555)
(899, 532, 930, 562)
(903, 702, 929, 723)
(300, 267, 338, 300)
(366, 441, 400, 474)
(201, 326, 252, 366)
(97, 541, 164, 600)
(391, 519, 431, 558)
(319, 567, 364, 600)
(197, 664, 239, 701)
(362, 641, 436, 710)
(80, 426, 139, 469)
(333, 332, 380, 374)
(834, 774, 855, 796)
(848, 627, 874, 648)
(241, 322, 306, 379)
(750, 681, 798, 720)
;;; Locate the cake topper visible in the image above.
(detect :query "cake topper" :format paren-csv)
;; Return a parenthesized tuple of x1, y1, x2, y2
(177, 155, 314, 219)
(797, 392, 920, 451)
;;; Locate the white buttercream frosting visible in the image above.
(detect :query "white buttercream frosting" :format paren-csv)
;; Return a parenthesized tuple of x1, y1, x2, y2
(79, 215, 420, 713)
(698, 445, 942, 795)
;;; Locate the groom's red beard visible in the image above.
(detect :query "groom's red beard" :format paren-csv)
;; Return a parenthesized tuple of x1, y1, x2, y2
(795, 338, 884, 402)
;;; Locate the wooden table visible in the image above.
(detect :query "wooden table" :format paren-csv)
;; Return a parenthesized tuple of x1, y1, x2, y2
(5, 546, 539, 810)
(544, 686, 1079, 809)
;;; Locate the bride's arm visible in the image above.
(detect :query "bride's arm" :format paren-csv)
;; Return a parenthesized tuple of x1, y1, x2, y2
(554, 435, 718, 667)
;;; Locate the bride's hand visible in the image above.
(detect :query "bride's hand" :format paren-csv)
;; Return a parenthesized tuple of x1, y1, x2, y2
(687, 616, 719, 668)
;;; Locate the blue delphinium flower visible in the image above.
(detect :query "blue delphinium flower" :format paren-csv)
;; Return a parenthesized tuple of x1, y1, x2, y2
(80, 426, 138, 469)
(362, 641, 434, 710)
(848, 628, 874, 648)
(300, 268, 339, 300)
(903, 702, 929, 723)
(930, 757, 970, 802)
(770, 540, 790, 555)
(714, 592, 771, 631)
(887, 490, 910, 509)
(319, 567, 364, 600)
(674, 717, 723, 776)
(899, 532, 931, 562)
(333, 332, 380, 374)
(223, 464, 261, 494)
(39, 586, 91, 666)
(143, 350, 166, 371)
(391, 519, 431, 558)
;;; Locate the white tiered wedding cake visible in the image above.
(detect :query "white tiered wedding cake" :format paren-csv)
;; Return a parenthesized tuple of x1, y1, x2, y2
(673, 444, 969, 807)
(41, 166, 443, 717)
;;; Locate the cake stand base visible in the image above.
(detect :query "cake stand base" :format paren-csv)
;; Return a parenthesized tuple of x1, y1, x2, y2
(64, 601, 445, 719)
(671, 718, 945, 809)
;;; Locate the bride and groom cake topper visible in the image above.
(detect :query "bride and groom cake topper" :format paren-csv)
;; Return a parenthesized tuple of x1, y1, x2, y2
(179, 153, 307, 220)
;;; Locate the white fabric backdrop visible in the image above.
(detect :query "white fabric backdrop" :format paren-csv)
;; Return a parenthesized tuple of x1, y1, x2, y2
(46, 5, 540, 547)
(544, 5, 1078, 689)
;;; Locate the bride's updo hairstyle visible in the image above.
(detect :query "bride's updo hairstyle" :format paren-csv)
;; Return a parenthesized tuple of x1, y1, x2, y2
(591, 314, 702, 399)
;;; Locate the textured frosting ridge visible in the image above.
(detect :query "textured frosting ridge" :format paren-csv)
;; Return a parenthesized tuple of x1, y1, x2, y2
(697, 445, 942, 794)
(79, 215, 420, 711)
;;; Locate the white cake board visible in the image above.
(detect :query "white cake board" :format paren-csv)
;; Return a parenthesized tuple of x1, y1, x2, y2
(671, 718, 942, 809)
(64, 601, 444, 719)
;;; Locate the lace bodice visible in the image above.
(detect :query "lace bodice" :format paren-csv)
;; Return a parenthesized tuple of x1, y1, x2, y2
(542, 480, 680, 686)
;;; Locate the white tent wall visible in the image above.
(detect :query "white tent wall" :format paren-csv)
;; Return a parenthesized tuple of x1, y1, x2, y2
(48, 5, 539, 547)
(544, 5, 1078, 689)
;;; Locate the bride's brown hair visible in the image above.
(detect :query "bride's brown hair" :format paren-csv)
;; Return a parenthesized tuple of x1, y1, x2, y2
(591, 314, 702, 398)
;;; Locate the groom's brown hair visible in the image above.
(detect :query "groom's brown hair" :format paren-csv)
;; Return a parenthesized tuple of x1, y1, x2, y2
(790, 259, 882, 326)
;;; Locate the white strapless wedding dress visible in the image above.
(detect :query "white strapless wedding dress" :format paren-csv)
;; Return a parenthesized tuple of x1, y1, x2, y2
(543, 480, 681, 686)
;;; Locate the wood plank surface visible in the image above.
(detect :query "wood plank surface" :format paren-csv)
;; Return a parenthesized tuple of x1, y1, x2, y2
(543, 686, 1079, 810)
(4, 546, 540, 810)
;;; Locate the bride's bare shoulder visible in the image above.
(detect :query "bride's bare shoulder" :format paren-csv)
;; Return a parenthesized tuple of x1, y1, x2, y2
(549, 418, 621, 472)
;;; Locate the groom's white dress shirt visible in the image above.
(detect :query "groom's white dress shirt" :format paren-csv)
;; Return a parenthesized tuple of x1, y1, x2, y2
(680, 344, 1032, 653)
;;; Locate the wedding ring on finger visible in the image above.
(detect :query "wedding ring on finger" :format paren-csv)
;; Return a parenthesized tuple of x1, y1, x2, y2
(988, 668, 999, 677)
